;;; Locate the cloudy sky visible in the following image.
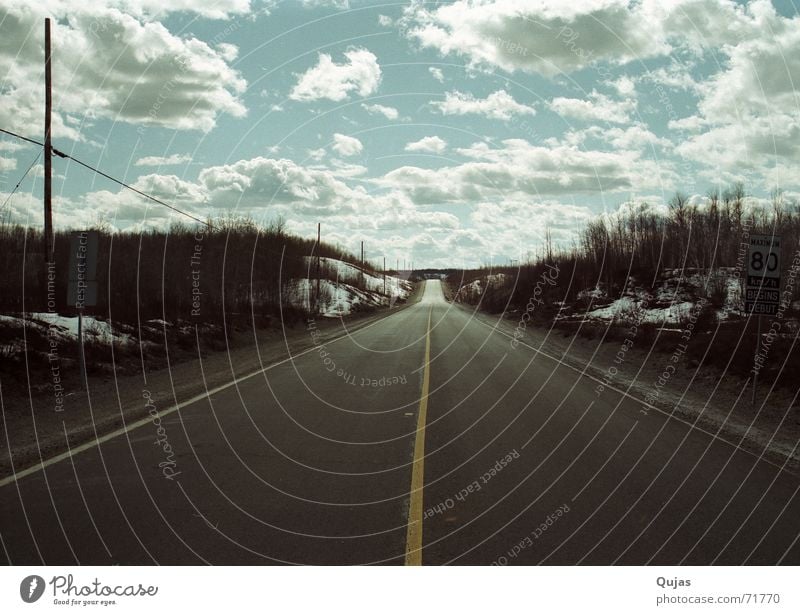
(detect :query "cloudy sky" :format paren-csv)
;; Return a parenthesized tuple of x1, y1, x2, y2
(1, 0, 798, 267)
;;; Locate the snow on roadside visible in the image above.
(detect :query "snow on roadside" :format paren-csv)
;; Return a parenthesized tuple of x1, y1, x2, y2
(0, 312, 135, 345)
(305, 257, 411, 294)
(289, 257, 413, 317)
(577, 287, 604, 300)
(457, 273, 507, 297)
(584, 297, 696, 324)
(578, 268, 751, 325)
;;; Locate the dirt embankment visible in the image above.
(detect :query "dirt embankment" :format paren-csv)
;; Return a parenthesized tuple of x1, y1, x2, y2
(440, 278, 457, 302)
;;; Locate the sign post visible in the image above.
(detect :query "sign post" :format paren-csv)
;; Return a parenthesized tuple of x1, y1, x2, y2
(745, 234, 781, 407)
(67, 231, 98, 391)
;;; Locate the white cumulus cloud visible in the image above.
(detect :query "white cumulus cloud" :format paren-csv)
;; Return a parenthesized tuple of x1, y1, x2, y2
(361, 103, 399, 120)
(380, 138, 673, 203)
(332, 133, 363, 157)
(290, 48, 381, 102)
(135, 153, 193, 166)
(432, 90, 535, 121)
(405, 136, 447, 154)
(549, 92, 636, 124)
(0, 2, 247, 139)
(400, 0, 772, 78)
(674, 6, 800, 181)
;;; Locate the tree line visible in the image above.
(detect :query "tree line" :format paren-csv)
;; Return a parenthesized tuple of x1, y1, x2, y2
(449, 184, 800, 316)
(0, 216, 381, 327)
(445, 185, 800, 386)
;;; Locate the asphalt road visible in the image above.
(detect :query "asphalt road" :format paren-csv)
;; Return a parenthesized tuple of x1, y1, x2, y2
(1, 280, 799, 565)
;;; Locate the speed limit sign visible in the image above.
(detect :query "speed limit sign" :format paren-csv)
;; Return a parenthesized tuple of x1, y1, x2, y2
(745, 234, 781, 315)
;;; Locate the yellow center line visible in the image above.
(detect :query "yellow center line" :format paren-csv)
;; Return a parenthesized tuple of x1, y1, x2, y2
(405, 305, 432, 565)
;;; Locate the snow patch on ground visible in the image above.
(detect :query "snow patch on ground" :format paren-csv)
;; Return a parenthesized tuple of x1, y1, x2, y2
(0, 312, 135, 344)
(457, 273, 507, 297)
(585, 297, 696, 324)
(578, 268, 750, 325)
(288, 257, 413, 317)
(0, 313, 136, 356)
(577, 287, 604, 300)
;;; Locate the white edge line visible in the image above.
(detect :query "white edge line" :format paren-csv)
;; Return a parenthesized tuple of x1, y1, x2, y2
(0, 308, 406, 488)
(474, 315, 795, 474)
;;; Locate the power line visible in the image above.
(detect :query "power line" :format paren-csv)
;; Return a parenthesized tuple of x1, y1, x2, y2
(0, 127, 41, 148)
(65, 154, 209, 227)
(0, 146, 43, 215)
(0, 126, 210, 227)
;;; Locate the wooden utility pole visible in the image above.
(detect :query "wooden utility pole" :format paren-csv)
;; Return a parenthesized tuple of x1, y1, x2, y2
(44, 18, 53, 263)
(316, 223, 321, 312)
(360, 241, 364, 286)
(383, 256, 386, 295)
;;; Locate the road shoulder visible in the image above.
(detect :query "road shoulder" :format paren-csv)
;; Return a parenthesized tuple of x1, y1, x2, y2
(446, 300, 800, 473)
(0, 283, 425, 479)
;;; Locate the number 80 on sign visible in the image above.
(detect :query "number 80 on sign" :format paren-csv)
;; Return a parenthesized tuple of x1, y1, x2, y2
(745, 234, 781, 315)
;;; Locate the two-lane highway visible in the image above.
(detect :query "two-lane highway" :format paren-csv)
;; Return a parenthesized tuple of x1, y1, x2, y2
(1, 280, 798, 564)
